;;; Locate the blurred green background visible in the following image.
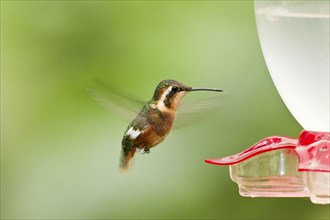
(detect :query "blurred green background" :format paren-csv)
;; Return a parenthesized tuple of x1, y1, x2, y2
(1, 1, 329, 219)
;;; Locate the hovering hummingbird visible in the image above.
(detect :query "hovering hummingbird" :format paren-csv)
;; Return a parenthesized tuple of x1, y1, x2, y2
(120, 79, 222, 171)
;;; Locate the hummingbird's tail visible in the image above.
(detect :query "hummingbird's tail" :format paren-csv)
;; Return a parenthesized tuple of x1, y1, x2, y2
(119, 148, 136, 172)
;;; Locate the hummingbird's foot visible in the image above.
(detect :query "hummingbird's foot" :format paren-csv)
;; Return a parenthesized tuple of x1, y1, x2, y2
(142, 148, 150, 154)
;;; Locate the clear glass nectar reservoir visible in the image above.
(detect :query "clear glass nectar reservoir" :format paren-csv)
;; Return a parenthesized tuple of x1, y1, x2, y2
(255, 1, 330, 132)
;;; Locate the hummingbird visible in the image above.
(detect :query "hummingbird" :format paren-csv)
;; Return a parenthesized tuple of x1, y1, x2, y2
(120, 79, 222, 171)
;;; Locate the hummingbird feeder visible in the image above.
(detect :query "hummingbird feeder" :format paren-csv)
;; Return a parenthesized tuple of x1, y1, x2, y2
(206, 0, 330, 204)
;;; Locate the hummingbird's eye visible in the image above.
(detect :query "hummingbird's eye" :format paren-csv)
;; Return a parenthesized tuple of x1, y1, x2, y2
(171, 86, 179, 92)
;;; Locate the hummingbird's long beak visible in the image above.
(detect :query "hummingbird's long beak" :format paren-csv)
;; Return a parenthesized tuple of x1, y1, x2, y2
(190, 88, 223, 92)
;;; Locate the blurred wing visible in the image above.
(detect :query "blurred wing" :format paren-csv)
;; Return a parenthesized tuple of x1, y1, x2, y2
(174, 96, 224, 129)
(86, 78, 146, 120)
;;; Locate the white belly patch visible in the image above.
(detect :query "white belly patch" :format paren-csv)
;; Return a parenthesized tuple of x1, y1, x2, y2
(126, 127, 141, 140)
